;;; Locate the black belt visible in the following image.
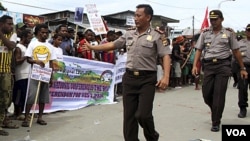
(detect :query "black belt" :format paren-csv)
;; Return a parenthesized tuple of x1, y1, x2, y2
(203, 57, 231, 63)
(126, 69, 156, 76)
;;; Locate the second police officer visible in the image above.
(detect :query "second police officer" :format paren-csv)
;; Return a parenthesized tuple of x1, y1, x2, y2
(192, 10, 248, 132)
(237, 24, 250, 118)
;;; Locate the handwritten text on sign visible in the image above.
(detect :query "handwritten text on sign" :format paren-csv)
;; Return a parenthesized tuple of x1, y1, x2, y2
(31, 64, 52, 83)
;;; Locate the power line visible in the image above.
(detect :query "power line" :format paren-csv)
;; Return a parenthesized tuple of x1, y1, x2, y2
(145, 0, 204, 10)
(0, 0, 59, 12)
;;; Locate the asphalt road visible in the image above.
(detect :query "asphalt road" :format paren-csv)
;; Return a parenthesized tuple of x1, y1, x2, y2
(1, 80, 249, 141)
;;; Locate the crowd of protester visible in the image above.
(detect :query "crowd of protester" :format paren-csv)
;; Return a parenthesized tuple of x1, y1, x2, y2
(0, 15, 127, 135)
(167, 34, 202, 90)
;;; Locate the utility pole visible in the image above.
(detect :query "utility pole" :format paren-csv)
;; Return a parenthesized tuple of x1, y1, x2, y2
(192, 15, 194, 39)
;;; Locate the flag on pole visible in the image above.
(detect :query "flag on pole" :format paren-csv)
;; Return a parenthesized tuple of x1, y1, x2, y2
(102, 17, 109, 32)
(201, 7, 209, 30)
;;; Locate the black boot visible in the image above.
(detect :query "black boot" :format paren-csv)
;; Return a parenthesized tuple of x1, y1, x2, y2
(238, 107, 247, 118)
(211, 121, 220, 132)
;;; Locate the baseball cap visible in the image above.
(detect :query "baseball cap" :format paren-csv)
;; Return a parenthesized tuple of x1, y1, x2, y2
(209, 10, 223, 19)
(16, 22, 27, 29)
(68, 26, 74, 32)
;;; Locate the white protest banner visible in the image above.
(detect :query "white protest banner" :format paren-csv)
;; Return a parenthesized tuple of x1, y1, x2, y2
(85, 4, 107, 35)
(44, 55, 116, 113)
(126, 16, 135, 26)
(30, 64, 52, 83)
(74, 7, 84, 24)
(114, 53, 127, 84)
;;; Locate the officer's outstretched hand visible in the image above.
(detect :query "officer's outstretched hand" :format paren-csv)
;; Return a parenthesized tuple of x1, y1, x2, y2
(240, 70, 248, 79)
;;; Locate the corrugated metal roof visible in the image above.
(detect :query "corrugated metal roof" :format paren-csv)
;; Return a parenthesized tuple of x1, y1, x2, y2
(182, 28, 201, 36)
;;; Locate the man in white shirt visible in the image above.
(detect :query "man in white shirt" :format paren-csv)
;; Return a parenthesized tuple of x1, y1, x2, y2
(22, 24, 56, 127)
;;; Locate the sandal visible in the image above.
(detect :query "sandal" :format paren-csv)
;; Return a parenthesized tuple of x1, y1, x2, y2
(0, 129, 9, 136)
(1, 121, 19, 129)
(37, 119, 47, 125)
(22, 121, 29, 127)
(16, 115, 25, 121)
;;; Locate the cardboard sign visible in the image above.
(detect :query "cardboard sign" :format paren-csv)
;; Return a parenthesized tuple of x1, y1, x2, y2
(85, 4, 107, 35)
(74, 7, 84, 23)
(30, 64, 52, 83)
(126, 16, 135, 26)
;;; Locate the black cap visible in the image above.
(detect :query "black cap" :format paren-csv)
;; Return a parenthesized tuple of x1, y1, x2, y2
(209, 10, 223, 19)
(246, 24, 250, 30)
(68, 26, 74, 32)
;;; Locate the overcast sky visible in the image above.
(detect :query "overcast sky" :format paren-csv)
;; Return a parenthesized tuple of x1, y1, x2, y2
(1, 0, 248, 31)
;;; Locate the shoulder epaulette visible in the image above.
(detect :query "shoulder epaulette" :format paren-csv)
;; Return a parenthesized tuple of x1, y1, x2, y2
(202, 28, 210, 33)
(155, 28, 164, 34)
(225, 27, 234, 32)
(159, 33, 169, 46)
(126, 27, 136, 31)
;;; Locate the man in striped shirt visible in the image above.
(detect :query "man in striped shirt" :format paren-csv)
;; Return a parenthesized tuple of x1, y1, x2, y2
(0, 15, 17, 136)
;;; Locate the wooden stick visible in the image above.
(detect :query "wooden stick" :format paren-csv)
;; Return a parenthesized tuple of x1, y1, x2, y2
(29, 81, 41, 128)
(74, 25, 79, 43)
(181, 47, 194, 69)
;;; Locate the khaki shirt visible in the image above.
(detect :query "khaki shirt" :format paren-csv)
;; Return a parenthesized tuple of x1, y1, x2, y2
(195, 27, 239, 60)
(238, 39, 250, 64)
(113, 27, 171, 71)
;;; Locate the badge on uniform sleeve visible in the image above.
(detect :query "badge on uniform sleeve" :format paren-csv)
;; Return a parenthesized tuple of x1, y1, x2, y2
(222, 34, 227, 38)
(160, 34, 168, 46)
(147, 35, 152, 41)
(241, 52, 245, 56)
(206, 43, 211, 47)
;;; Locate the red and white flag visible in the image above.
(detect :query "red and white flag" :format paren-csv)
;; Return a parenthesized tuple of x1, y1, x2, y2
(201, 7, 209, 30)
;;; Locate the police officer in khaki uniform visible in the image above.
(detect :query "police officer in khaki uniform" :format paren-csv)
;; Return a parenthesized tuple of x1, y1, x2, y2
(83, 4, 171, 141)
(237, 24, 250, 118)
(192, 10, 248, 132)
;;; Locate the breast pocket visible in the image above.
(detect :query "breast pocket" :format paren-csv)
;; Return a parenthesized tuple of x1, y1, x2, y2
(140, 41, 155, 56)
(219, 38, 229, 45)
(126, 38, 134, 52)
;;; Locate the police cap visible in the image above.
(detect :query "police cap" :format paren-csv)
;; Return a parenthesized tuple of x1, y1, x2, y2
(209, 10, 223, 19)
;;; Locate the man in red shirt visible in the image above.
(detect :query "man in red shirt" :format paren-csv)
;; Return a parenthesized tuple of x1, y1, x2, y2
(78, 29, 96, 59)
(100, 30, 116, 64)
